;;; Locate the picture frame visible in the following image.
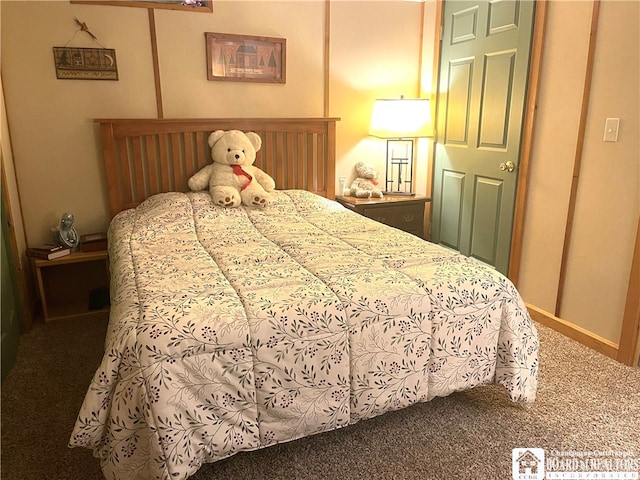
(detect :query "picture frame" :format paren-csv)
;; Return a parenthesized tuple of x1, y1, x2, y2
(70, 0, 213, 13)
(205, 32, 286, 84)
(52, 47, 118, 81)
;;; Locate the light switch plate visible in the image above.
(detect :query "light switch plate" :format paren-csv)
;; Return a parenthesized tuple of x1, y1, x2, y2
(603, 118, 620, 142)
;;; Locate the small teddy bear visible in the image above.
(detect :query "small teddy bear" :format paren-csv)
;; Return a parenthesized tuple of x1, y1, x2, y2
(187, 129, 276, 208)
(349, 161, 384, 198)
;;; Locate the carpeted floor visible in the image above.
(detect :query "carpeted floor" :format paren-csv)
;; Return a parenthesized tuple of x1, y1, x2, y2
(1, 313, 639, 480)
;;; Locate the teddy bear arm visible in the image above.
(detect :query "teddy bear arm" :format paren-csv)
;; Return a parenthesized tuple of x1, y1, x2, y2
(253, 169, 276, 192)
(188, 165, 213, 191)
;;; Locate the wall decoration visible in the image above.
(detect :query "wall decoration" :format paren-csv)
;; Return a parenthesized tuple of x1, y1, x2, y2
(70, 0, 213, 13)
(205, 32, 286, 83)
(53, 47, 118, 80)
(73, 17, 98, 41)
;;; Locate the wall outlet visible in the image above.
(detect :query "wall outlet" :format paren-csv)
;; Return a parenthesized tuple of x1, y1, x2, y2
(603, 117, 620, 142)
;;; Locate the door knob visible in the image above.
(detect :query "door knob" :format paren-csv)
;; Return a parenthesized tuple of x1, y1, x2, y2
(499, 161, 515, 172)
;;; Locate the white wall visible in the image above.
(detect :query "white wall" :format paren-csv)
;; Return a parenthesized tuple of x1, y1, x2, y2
(518, 0, 639, 344)
(518, 1, 594, 313)
(330, 1, 428, 192)
(559, 0, 639, 342)
(2, 2, 157, 243)
(155, 1, 326, 117)
(1, 0, 428, 247)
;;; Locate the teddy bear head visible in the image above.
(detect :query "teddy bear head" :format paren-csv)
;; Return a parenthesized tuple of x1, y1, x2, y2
(354, 160, 378, 180)
(208, 129, 262, 166)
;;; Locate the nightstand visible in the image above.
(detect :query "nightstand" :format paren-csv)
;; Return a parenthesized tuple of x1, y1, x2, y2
(31, 250, 110, 321)
(336, 194, 431, 238)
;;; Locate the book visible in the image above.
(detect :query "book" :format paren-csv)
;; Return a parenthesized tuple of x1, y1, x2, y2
(26, 244, 71, 260)
(29, 243, 64, 253)
(80, 232, 108, 253)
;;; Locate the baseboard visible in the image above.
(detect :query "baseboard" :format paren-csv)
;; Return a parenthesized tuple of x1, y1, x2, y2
(526, 303, 619, 360)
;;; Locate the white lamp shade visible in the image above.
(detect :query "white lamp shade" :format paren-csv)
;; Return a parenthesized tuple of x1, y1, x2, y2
(369, 98, 433, 139)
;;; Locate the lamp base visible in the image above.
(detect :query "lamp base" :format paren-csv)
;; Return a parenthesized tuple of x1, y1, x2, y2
(384, 138, 415, 195)
(383, 191, 416, 196)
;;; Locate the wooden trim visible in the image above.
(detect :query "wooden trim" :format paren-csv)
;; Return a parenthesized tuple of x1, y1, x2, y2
(508, 0, 547, 286)
(324, 0, 330, 117)
(1, 154, 33, 332)
(556, 0, 600, 315)
(431, 1, 443, 125)
(1, 76, 34, 332)
(70, 1, 213, 13)
(148, 9, 164, 119)
(411, 1, 427, 198)
(417, 1, 425, 99)
(617, 216, 640, 366)
(527, 303, 619, 360)
(426, 0, 444, 240)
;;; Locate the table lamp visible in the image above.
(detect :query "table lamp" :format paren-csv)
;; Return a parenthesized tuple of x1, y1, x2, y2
(369, 97, 433, 195)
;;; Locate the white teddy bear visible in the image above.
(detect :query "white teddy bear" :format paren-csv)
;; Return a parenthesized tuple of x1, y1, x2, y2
(187, 129, 276, 207)
(349, 161, 384, 198)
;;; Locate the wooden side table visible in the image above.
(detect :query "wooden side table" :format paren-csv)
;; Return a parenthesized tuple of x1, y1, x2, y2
(336, 194, 431, 239)
(31, 250, 110, 321)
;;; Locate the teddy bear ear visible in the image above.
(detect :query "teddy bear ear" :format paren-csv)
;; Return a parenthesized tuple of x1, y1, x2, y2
(245, 132, 262, 152)
(208, 130, 226, 147)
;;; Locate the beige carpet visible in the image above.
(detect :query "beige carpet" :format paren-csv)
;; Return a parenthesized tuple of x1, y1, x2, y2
(2, 313, 639, 480)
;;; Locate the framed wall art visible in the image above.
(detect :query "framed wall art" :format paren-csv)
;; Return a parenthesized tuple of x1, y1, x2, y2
(205, 32, 286, 83)
(53, 47, 118, 80)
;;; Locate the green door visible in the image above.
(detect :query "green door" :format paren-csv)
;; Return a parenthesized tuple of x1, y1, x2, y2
(1, 192, 21, 382)
(431, 0, 535, 274)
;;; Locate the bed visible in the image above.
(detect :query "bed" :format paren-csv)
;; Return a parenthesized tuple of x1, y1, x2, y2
(69, 117, 538, 480)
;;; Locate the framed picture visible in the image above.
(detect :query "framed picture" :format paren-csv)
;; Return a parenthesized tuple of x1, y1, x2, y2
(53, 47, 118, 81)
(205, 32, 286, 83)
(70, 1, 213, 13)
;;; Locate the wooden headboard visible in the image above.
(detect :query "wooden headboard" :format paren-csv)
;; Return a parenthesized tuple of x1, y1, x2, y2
(96, 117, 339, 217)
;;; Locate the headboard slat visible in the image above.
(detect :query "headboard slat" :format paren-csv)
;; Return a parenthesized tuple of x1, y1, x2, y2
(286, 133, 295, 190)
(131, 138, 145, 204)
(145, 136, 159, 195)
(306, 134, 315, 193)
(195, 131, 208, 171)
(316, 135, 326, 195)
(114, 138, 131, 206)
(158, 134, 171, 192)
(296, 133, 305, 190)
(97, 117, 339, 217)
(184, 134, 196, 188)
(275, 132, 285, 189)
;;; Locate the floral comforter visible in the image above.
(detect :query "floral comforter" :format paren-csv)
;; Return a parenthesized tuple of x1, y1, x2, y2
(70, 190, 538, 480)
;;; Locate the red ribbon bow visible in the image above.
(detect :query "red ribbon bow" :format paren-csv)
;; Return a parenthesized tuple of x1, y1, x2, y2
(231, 165, 253, 191)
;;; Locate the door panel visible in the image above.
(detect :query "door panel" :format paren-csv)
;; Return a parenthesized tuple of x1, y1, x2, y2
(488, 0, 520, 34)
(445, 59, 474, 145)
(479, 51, 515, 148)
(452, 6, 479, 44)
(432, 0, 535, 275)
(440, 170, 465, 250)
(470, 176, 503, 265)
